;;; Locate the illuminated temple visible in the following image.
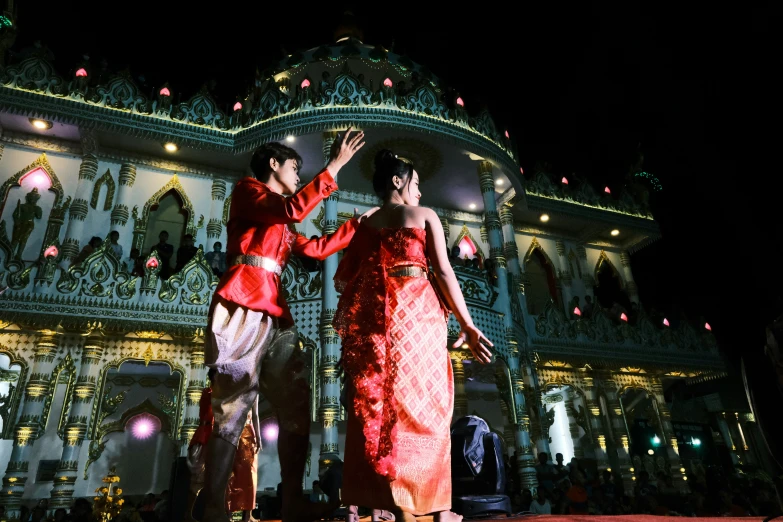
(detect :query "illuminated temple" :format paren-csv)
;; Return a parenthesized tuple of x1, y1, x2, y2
(0, 8, 769, 516)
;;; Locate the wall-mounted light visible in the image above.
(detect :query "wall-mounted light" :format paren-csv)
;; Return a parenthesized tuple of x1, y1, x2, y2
(540, 214, 550, 223)
(29, 118, 52, 130)
(163, 143, 178, 152)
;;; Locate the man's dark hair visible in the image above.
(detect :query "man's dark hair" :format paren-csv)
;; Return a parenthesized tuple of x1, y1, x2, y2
(184, 234, 193, 240)
(250, 142, 303, 181)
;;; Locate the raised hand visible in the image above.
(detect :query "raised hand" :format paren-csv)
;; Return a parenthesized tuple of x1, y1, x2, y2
(452, 324, 493, 364)
(327, 127, 365, 177)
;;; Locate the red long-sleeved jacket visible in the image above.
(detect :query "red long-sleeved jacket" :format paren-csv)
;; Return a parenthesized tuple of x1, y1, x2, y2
(214, 169, 356, 326)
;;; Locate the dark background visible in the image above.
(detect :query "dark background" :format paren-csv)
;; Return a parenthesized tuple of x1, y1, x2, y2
(8, 2, 782, 369)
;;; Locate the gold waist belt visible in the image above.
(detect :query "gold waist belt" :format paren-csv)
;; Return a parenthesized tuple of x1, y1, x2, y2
(229, 255, 283, 276)
(387, 266, 428, 279)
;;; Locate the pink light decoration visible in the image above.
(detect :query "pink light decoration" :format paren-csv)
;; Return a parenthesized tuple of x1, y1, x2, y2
(263, 423, 279, 440)
(705, 322, 712, 331)
(75, 68, 88, 77)
(573, 307, 582, 316)
(520, 167, 524, 175)
(22, 168, 51, 189)
(561, 177, 569, 185)
(44, 245, 59, 258)
(146, 257, 158, 269)
(159, 87, 170, 96)
(456, 97, 464, 107)
(300, 78, 311, 89)
(663, 318, 670, 327)
(383, 77, 393, 88)
(604, 186, 611, 194)
(233, 102, 243, 111)
(505, 130, 510, 138)
(128, 413, 161, 441)
(620, 312, 628, 322)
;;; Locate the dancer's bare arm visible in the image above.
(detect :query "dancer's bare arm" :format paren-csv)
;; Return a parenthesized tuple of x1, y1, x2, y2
(424, 209, 493, 364)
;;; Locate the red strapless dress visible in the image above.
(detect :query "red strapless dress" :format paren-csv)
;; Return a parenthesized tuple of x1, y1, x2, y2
(334, 226, 453, 515)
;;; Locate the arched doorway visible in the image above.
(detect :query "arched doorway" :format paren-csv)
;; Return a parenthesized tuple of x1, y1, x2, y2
(525, 247, 559, 315)
(143, 190, 187, 262)
(594, 254, 630, 311)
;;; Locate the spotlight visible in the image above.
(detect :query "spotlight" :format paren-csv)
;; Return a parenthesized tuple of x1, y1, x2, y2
(539, 214, 550, 223)
(495, 179, 504, 186)
(469, 203, 477, 210)
(163, 142, 178, 152)
(30, 118, 52, 130)
(610, 229, 620, 236)
(286, 135, 296, 143)
(263, 423, 279, 440)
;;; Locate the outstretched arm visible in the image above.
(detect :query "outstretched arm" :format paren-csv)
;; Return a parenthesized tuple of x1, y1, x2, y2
(292, 218, 358, 261)
(424, 209, 493, 364)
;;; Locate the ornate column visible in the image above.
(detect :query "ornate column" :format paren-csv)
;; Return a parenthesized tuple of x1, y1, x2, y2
(109, 163, 136, 248)
(576, 245, 594, 297)
(555, 240, 575, 314)
(2, 331, 60, 512)
(498, 399, 516, 454)
(619, 251, 639, 304)
(602, 377, 635, 495)
(450, 350, 470, 419)
(181, 342, 206, 455)
(650, 378, 686, 489)
(717, 413, 739, 466)
(565, 391, 584, 458)
(61, 154, 99, 261)
(206, 179, 227, 252)
(478, 161, 537, 492)
(318, 131, 341, 471)
(49, 330, 105, 508)
(583, 376, 610, 471)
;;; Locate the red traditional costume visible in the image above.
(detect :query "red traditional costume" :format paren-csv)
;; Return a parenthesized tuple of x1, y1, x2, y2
(187, 386, 214, 493)
(334, 226, 454, 515)
(227, 415, 259, 513)
(207, 168, 358, 446)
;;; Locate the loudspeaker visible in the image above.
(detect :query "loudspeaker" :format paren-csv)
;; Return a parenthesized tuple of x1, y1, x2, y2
(168, 456, 191, 522)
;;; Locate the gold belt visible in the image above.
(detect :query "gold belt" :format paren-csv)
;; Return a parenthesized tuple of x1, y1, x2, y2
(229, 255, 283, 276)
(387, 266, 427, 278)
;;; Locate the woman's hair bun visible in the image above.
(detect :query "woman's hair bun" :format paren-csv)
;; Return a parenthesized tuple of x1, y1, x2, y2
(374, 149, 397, 170)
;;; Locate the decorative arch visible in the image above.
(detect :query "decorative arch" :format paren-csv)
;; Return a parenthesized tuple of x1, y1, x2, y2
(524, 237, 559, 314)
(452, 224, 485, 260)
(99, 398, 173, 438)
(90, 169, 116, 211)
(523, 237, 557, 270)
(0, 346, 29, 440)
(568, 249, 582, 279)
(89, 356, 187, 441)
(135, 174, 197, 249)
(0, 153, 64, 217)
(41, 353, 77, 441)
(594, 250, 623, 287)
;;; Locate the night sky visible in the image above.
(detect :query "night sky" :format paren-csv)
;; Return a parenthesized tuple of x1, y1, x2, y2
(8, 3, 781, 368)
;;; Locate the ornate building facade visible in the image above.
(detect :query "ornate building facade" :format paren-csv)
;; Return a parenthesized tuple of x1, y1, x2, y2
(0, 20, 743, 514)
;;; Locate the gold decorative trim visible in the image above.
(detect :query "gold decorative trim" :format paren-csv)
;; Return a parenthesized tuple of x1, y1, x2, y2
(523, 237, 557, 271)
(594, 250, 624, 288)
(452, 224, 486, 260)
(136, 174, 198, 244)
(90, 169, 116, 212)
(0, 152, 64, 217)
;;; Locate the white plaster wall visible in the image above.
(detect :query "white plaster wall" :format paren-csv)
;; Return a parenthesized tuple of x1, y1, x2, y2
(23, 381, 70, 499)
(0, 147, 82, 262)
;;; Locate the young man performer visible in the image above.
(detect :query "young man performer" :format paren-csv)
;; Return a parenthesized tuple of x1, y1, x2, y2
(202, 129, 366, 522)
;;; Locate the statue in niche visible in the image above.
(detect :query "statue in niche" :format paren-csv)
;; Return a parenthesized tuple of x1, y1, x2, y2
(10, 188, 43, 259)
(0, 384, 14, 433)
